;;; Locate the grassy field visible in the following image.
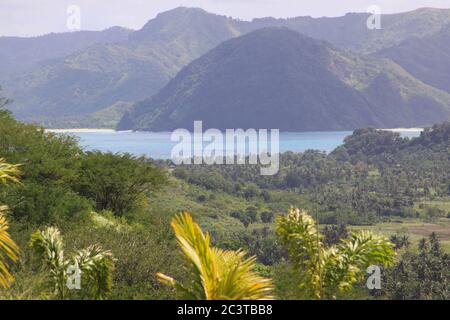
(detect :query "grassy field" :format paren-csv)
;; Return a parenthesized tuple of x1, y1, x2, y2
(351, 218, 450, 252)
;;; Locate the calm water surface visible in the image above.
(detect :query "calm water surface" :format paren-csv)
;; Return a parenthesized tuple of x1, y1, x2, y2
(66, 130, 422, 159)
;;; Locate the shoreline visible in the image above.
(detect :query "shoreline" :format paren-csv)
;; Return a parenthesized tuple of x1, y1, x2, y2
(45, 128, 425, 134)
(45, 128, 116, 133)
(379, 128, 424, 132)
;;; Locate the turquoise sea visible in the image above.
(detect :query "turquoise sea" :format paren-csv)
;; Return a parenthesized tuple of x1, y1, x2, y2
(62, 130, 422, 159)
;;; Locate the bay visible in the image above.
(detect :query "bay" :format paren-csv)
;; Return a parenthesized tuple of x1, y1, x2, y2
(58, 130, 422, 159)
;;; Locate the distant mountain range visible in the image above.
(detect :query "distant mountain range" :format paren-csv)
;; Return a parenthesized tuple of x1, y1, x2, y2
(117, 28, 450, 131)
(376, 24, 450, 93)
(1, 7, 450, 129)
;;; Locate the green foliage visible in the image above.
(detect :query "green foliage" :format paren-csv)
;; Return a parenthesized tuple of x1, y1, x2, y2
(383, 233, 449, 300)
(0, 113, 167, 224)
(277, 208, 395, 299)
(29, 226, 114, 300)
(29, 227, 66, 299)
(72, 245, 115, 299)
(243, 227, 286, 265)
(323, 224, 348, 246)
(74, 151, 167, 216)
(157, 212, 273, 300)
(0, 207, 20, 289)
(0, 158, 21, 289)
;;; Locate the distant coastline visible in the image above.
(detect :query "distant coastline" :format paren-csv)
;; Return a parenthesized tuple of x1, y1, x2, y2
(45, 128, 425, 134)
(379, 128, 424, 132)
(45, 128, 116, 133)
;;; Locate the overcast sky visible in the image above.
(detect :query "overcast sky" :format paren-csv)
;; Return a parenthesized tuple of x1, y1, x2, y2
(1, 0, 450, 37)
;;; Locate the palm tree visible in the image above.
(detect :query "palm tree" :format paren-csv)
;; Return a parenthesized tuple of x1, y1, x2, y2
(277, 208, 395, 299)
(29, 227, 114, 299)
(0, 158, 20, 289)
(157, 212, 273, 300)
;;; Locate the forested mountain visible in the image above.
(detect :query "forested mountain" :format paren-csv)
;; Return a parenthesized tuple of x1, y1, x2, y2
(247, 7, 450, 54)
(2, 8, 245, 127)
(2, 7, 450, 128)
(376, 24, 450, 93)
(117, 28, 450, 131)
(0, 27, 131, 77)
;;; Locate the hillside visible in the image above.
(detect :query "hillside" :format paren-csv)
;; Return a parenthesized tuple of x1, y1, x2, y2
(2, 8, 245, 127)
(117, 28, 450, 131)
(3, 7, 450, 128)
(0, 27, 131, 77)
(248, 8, 450, 54)
(376, 24, 450, 93)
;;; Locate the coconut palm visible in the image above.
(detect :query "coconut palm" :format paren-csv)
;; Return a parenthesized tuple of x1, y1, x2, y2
(29, 227, 114, 299)
(277, 208, 395, 299)
(0, 158, 20, 289)
(157, 212, 273, 300)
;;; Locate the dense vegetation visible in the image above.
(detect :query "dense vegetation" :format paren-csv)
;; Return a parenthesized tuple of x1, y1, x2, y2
(0, 109, 183, 299)
(0, 104, 449, 299)
(171, 125, 450, 226)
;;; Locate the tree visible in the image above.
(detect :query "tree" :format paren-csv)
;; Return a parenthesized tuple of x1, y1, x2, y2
(389, 234, 410, 250)
(29, 227, 114, 299)
(157, 212, 273, 300)
(383, 233, 449, 300)
(75, 152, 167, 216)
(0, 113, 91, 225)
(276, 208, 395, 299)
(260, 211, 275, 223)
(323, 224, 348, 246)
(0, 158, 20, 289)
(231, 210, 253, 228)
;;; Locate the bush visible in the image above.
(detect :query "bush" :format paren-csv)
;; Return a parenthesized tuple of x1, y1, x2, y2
(260, 211, 275, 223)
(74, 152, 167, 216)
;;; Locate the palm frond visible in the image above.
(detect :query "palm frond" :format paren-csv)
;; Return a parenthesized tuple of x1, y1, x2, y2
(0, 206, 20, 289)
(72, 245, 115, 299)
(276, 207, 322, 267)
(157, 212, 273, 300)
(324, 231, 395, 293)
(0, 158, 21, 184)
(29, 227, 67, 298)
(276, 208, 396, 299)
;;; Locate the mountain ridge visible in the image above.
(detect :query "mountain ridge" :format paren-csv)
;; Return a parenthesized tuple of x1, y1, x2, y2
(117, 27, 450, 131)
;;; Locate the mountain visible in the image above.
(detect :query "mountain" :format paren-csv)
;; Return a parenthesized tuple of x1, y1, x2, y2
(247, 8, 450, 54)
(2, 7, 450, 128)
(376, 24, 450, 93)
(0, 27, 131, 77)
(117, 28, 450, 131)
(2, 8, 246, 127)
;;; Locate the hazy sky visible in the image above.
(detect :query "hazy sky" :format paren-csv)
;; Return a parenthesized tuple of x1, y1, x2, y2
(1, 0, 450, 37)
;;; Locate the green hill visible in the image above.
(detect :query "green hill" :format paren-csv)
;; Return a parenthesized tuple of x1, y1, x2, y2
(117, 28, 450, 131)
(376, 24, 450, 93)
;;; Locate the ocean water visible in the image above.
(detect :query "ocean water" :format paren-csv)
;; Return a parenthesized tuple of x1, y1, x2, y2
(66, 130, 422, 159)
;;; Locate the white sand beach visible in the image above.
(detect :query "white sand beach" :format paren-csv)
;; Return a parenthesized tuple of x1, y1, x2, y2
(379, 128, 424, 132)
(45, 128, 116, 133)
